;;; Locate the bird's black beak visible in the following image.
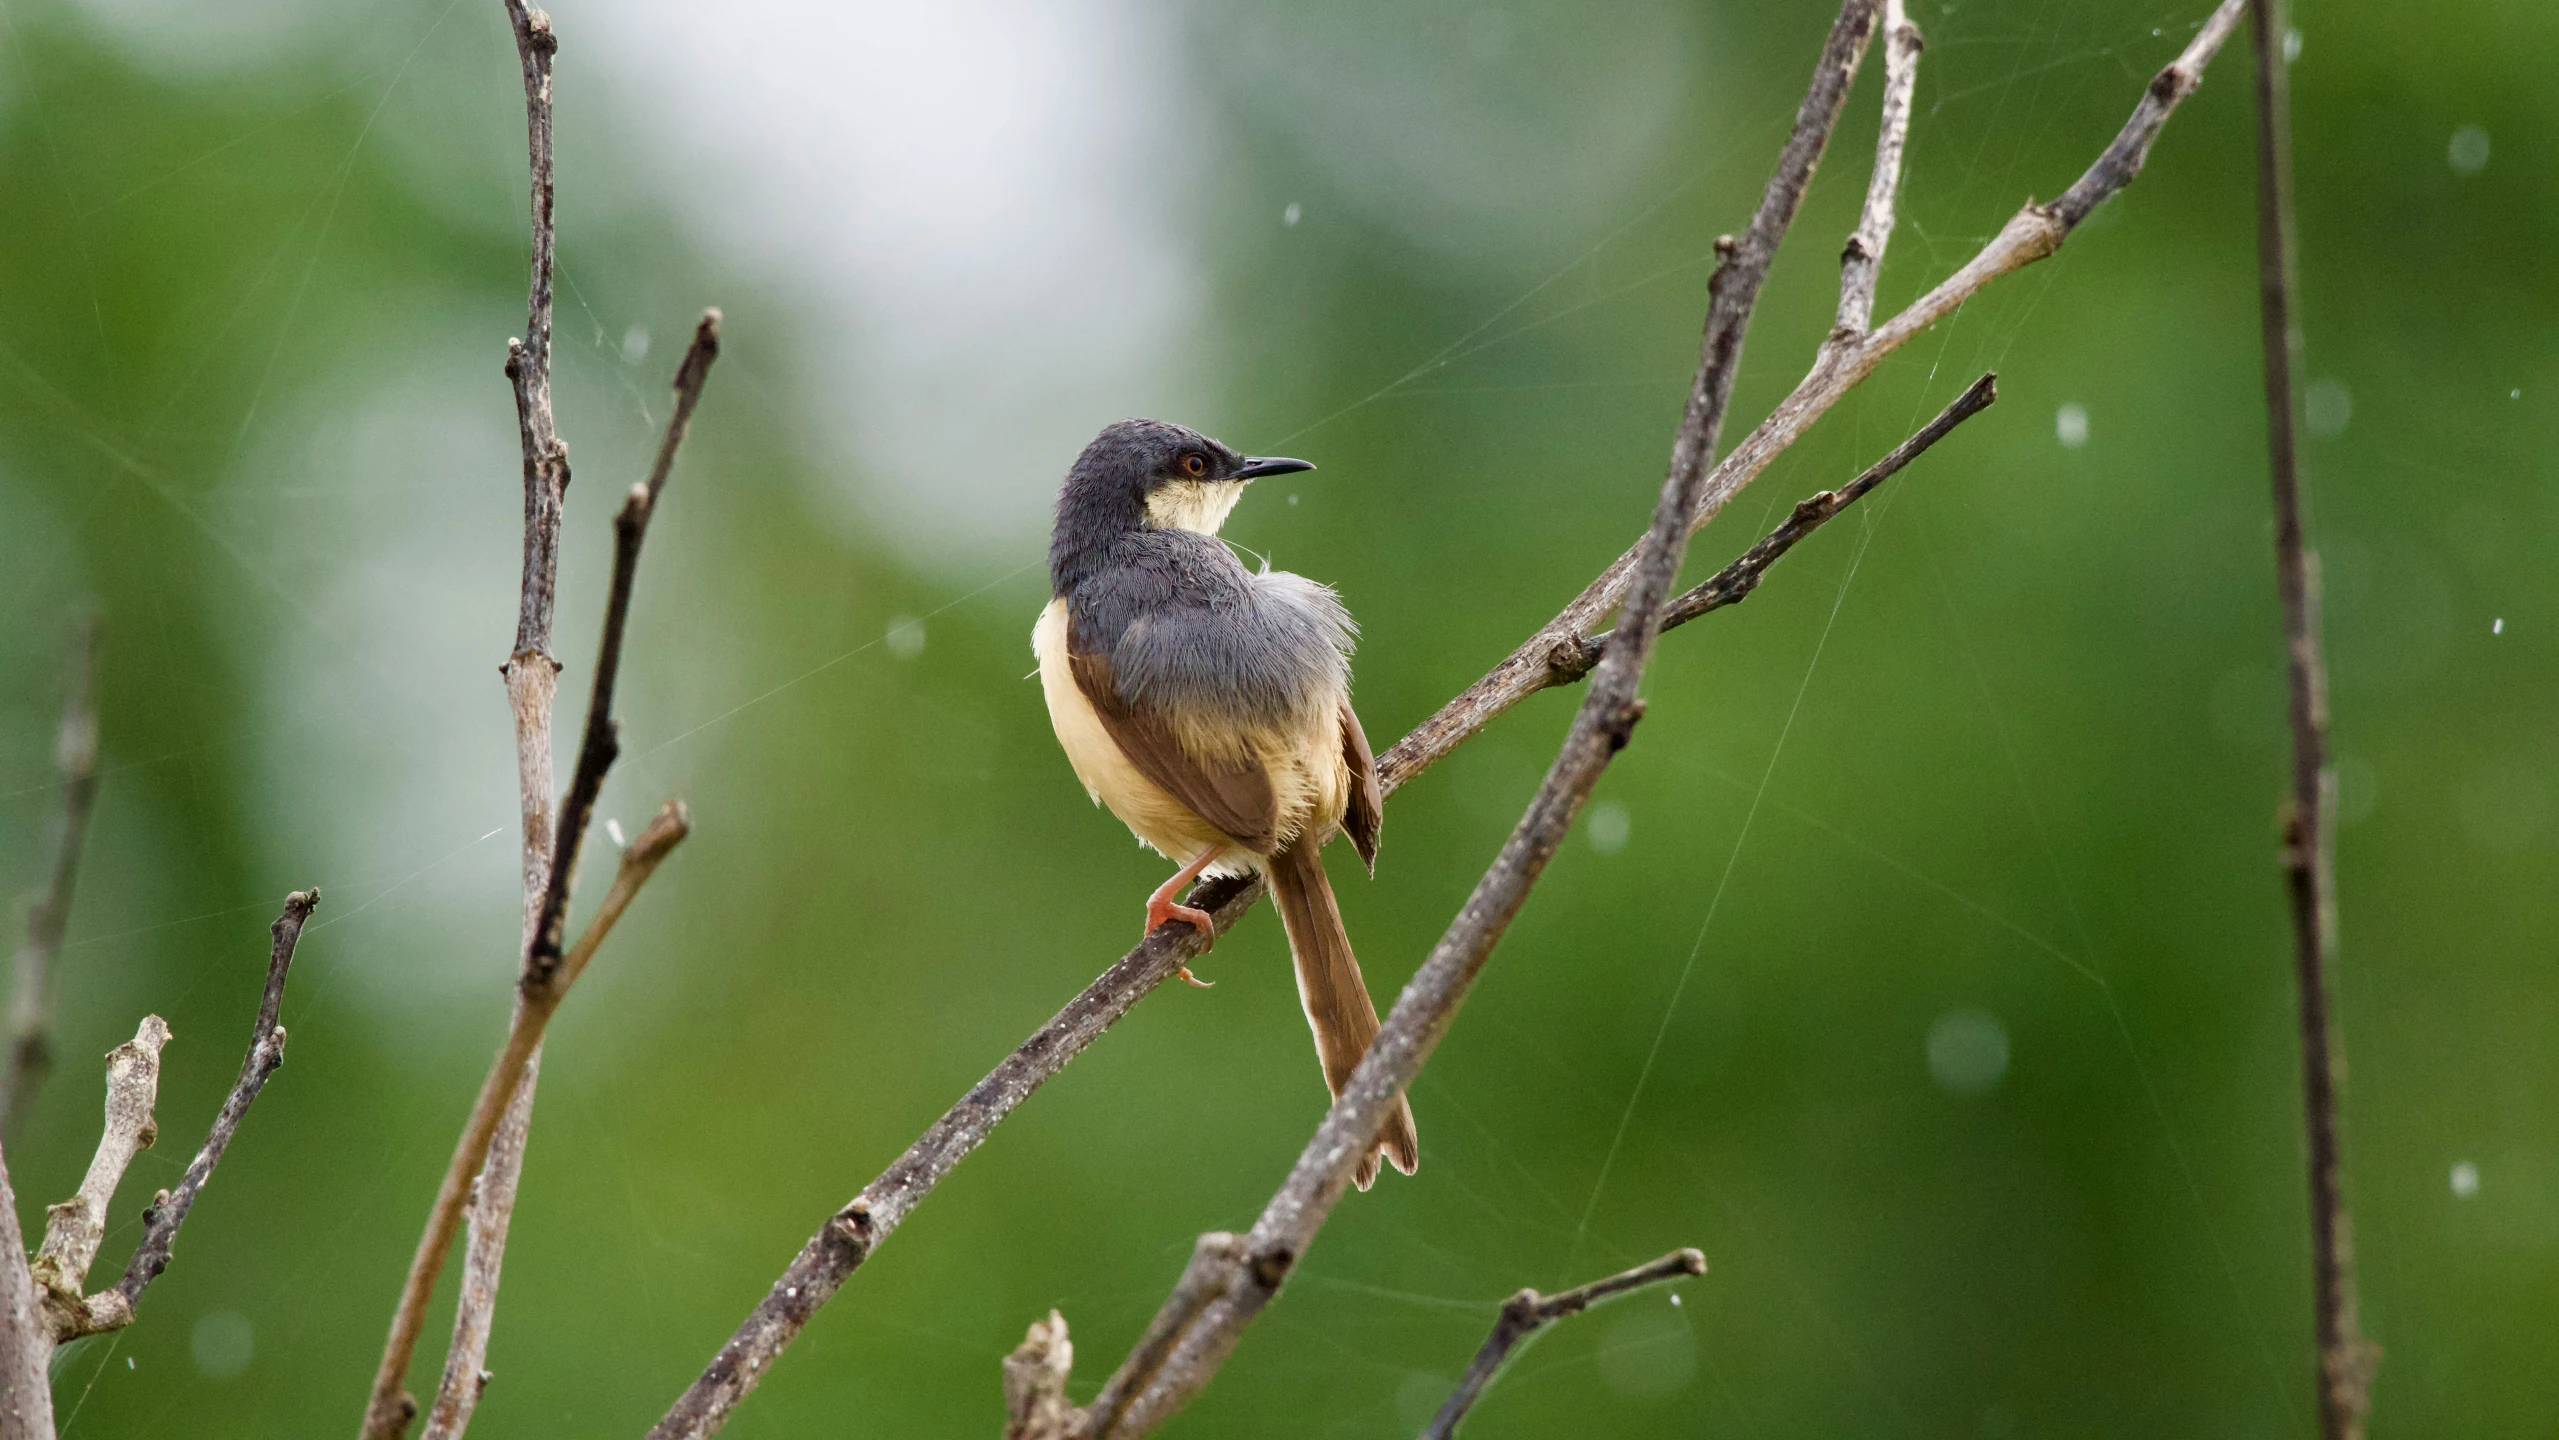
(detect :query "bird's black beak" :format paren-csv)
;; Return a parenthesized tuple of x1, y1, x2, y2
(1233, 456, 1315, 480)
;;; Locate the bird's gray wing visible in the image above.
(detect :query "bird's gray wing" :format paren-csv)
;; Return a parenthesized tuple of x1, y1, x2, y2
(1339, 702, 1382, 874)
(1066, 645, 1280, 853)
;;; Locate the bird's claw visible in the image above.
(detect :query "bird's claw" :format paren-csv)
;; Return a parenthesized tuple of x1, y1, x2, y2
(1146, 897, 1218, 987)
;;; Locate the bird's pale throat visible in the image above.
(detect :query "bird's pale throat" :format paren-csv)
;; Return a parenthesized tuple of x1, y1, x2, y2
(1143, 480, 1245, 535)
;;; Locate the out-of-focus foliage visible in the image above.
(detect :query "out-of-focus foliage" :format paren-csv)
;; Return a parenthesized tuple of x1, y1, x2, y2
(1, 0, 2551, 1435)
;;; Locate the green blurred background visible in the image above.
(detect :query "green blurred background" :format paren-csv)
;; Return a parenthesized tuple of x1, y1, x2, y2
(2, 0, 2551, 1434)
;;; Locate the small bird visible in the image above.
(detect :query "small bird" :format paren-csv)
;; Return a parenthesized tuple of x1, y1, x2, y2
(1033, 418, 1419, 1188)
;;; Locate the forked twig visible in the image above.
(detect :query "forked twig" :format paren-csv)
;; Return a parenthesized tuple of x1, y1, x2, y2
(361, 1, 720, 1428)
(108, 891, 318, 1322)
(1421, 1248, 1707, 1439)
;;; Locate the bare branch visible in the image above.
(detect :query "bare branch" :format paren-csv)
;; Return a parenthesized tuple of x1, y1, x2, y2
(363, 6, 718, 1428)
(1548, 372, 1995, 684)
(1835, 0, 1921, 334)
(1421, 1249, 1707, 1440)
(1379, 0, 2248, 795)
(29, 1015, 167, 1339)
(0, 1141, 50, 1440)
(104, 889, 317, 1328)
(3, 613, 102, 1137)
(2245, 1, 2374, 1433)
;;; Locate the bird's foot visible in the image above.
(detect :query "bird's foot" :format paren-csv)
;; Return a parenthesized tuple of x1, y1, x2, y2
(1145, 895, 1218, 986)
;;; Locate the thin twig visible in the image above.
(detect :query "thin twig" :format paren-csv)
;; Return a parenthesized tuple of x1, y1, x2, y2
(0, 1139, 50, 1440)
(105, 890, 319, 1328)
(1421, 1249, 1707, 1439)
(653, 6, 2248, 1432)
(1549, 372, 1996, 683)
(2246, 1, 2373, 1433)
(1835, 0, 1921, 334)
(3, 614, 101, 1137)
(28, 1015, 167, 1340)
(525, 309, 722, 984)
(362, 7, 564, 1433)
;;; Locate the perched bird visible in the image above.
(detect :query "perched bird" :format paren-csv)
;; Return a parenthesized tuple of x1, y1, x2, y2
(1033, 418, 1419, 1188)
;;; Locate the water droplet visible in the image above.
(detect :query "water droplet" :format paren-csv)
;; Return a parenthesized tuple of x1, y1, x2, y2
(605, 817, 627, 848)
(622, 325, 651, 364)
(2304, 378, 2352, 438)
(2054, 403, 2089, 449)
(2451, 1161, 2480, 1197)
(192, 1310, 255, 1379)
(1928, 1009, 2009, 1095)
(1282, 201, 1303, 227)
(1287, 493, 1300, 506)
(886, 615, 927, 660)
(2492, 617, 2505, 635)
(2282, 27, 2302, 63)
(2511, 388, 2522, 400)
(1668, 1292, 1682, 1308)
(1586, 799, 1632, 854)
(2448, 126, 2491, 176)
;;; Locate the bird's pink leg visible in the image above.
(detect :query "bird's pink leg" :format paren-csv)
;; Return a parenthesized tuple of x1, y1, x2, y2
(1145, 847, 1225, 987)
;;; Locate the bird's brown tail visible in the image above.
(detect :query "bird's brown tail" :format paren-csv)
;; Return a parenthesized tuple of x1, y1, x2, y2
(1267, 839, 1419, 1190)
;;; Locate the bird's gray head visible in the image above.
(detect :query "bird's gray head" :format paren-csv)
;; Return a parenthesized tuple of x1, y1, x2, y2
(1049, 418, 1313, 591)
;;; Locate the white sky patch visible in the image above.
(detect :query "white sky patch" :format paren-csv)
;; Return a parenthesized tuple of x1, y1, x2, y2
(573, 0, 1206, 573)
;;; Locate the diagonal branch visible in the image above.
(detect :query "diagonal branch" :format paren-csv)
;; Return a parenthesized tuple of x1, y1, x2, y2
(652, 5, 2248, 1432)
(1421, 1248, 1707, 1440)
(2245, 0, 2374, 1434)
(106, 889, 319, 1329)
(3, 613, 102, 1137)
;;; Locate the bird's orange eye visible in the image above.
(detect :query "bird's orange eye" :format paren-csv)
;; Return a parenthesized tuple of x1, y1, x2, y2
(1181, 453, 1207, 477)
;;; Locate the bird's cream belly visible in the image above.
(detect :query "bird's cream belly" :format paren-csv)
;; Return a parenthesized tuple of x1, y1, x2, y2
(1033, 597, 1349, 870)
